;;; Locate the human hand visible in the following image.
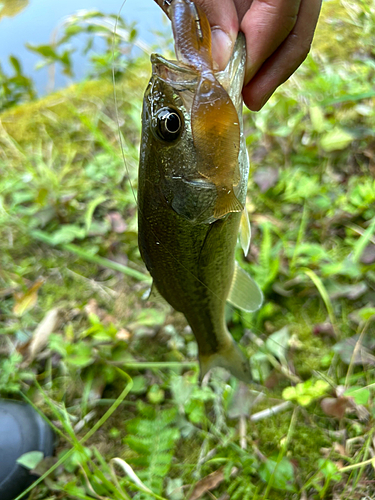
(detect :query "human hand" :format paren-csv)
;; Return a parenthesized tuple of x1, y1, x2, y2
(195, 0, 322, 111)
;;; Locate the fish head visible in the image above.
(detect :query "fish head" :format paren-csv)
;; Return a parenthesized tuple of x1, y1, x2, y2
(139, 34, 248, 224)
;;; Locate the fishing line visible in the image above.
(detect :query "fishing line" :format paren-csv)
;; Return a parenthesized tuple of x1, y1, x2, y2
(111, 2, 333, 380)
(113, 0, 136, 206)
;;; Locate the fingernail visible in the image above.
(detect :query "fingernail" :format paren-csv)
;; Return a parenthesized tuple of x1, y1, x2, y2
(260, 91, 273, 109)
(211, 28, 235, 71)
(244, 51, 258, 86)
(244, 62, 256, 86)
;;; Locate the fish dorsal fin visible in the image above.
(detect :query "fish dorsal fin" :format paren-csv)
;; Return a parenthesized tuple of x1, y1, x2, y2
(240, 206, 251, 256)
(227, 263, 263, 312)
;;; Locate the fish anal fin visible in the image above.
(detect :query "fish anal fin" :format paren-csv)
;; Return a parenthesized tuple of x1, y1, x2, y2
(144, 282, 170, 307)
(199, 340, 252, 383)
(214, 189, 243, 219)
(240, 206, 251, 256)
(227, 262, 263, 312)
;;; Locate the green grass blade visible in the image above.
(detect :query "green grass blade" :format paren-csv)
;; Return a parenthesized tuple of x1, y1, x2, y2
(31, 229, 151, 282)
(301, 267, 337, 331)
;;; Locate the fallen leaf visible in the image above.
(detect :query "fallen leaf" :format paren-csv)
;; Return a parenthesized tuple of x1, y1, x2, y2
(22, 308, 60, 364)
(13, 278, 45, 316)
(84, 298, 100, 317)
(333, 443, 347, 456)
(188, 467, 237, 500)
(353, 404, 370, 422)
(321, 396, 351, 419)
(264, 370, 284, 389)
(116, 328, 131, 341)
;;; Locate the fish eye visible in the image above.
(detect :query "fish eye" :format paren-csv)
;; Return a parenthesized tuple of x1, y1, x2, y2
(153, 107, 183, 142)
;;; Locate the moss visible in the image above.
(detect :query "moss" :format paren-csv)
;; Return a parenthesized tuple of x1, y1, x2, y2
(282, 299, 334, 378)
(253, 408, 292, 453)
(0, 58, 150, 157)
(254, 409, 331, 481)
(313, 0, 370, 61)
(288, 421, 330, 470)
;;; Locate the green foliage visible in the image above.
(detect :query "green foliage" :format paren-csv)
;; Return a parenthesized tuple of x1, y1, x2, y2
(0, 352, 32, 394)
(125, 407, 180, 495)
(259, 457, 296, 493)
(1, 9, 142, 113)
(0, 56, 36, 111)
(16, 451, 44, 470)
(27, 10, 140, 81)
(282, 379, 330, 406)
(304, 459, 343, 499)
(250, 327, 290, 382)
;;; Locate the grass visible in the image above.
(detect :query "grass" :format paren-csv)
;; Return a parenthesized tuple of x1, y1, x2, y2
(1, 0, 375, 499)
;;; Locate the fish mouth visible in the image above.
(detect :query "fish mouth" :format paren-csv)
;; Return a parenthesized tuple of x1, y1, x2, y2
(151, 33, 246, 108)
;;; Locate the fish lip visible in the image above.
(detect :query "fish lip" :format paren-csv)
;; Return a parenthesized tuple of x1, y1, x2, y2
(151, 54, 198, 87)
(151, 54, 196, 76)
(150, 33, 246, 89)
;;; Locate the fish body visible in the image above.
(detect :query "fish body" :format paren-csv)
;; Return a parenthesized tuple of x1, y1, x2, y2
(138, 0, 262, 382)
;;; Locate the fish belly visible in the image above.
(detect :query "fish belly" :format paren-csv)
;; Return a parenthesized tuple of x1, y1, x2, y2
(138, 189, 252, 382)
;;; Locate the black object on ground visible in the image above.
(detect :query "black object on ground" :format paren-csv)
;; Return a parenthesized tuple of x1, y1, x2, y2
(0, 399, 54, 500)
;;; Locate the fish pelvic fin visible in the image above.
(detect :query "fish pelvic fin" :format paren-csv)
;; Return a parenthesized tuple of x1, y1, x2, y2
(227, 262, 263, 313)
(199, 339, 252, 384)
(213, 189, 243, 220)
(240, 205, 251, 256)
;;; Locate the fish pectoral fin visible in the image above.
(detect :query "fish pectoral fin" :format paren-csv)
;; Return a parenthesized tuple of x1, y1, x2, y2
(213, 189, 243, 219)
(239, 205, 251, 256)
(227, 262, 263, 312)
(199, 339, 252, 384)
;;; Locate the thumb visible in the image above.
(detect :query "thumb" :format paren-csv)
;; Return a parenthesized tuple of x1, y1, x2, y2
(195, 0, 239, 70)
(211, 28, 237, 70)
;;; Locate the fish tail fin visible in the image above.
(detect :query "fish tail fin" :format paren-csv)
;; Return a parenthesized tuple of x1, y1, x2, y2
(214, 189, 243, 219)
(199, 339, 252, 383)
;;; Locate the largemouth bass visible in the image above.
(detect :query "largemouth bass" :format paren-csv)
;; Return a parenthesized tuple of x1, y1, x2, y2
(138, 0, 263, 382)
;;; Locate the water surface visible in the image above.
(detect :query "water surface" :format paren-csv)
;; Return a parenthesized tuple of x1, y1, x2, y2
(0, 0, 165, 93)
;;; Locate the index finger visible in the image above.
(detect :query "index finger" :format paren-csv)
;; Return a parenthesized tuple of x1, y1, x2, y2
(240, 0, 302, 84)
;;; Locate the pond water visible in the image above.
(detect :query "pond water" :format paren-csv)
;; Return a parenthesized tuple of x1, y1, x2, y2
(0, 0, 165, 94)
